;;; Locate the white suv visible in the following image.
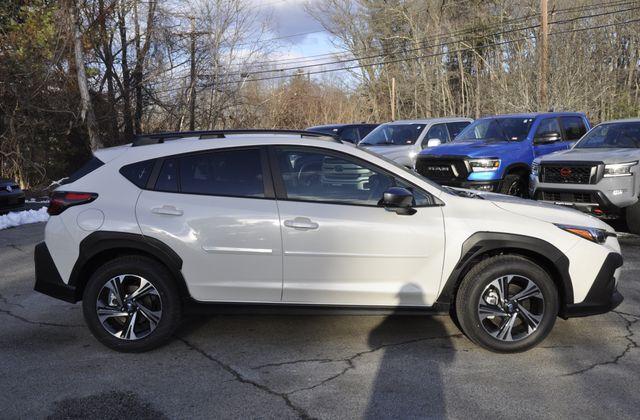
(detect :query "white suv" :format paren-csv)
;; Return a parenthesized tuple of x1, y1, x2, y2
(34, 130, 623, 353)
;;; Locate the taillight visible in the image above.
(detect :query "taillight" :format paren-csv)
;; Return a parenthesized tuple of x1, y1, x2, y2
(48, 191, 98, 215)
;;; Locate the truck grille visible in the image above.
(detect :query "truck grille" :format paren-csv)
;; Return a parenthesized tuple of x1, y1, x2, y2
(415, 157, 468, 182)
(540, 164, 596, 184)
(537, 190, 597, 204)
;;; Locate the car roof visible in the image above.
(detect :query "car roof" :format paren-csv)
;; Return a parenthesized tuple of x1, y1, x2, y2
(382, 117, 473, 124)
(476, 112, 586, 119)
(597, 118, 640, 124)
(307, 123, 378, 130)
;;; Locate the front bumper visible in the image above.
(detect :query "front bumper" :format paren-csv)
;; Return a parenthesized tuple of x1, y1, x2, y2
(34, 242, 79, 303)
(560, 252, 624, 318)
(437, 179, 501, 192)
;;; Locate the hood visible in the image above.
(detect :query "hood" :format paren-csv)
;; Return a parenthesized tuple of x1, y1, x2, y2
(421, 139, 521, 158)
(471, 191, 614, 232)
(363, 145, 413, 159)
(538, 147, 640, 165)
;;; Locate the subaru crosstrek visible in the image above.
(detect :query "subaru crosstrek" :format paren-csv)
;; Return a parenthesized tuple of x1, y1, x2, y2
(34, 130, 622, 353)
(531, 119, 640, 233)
(415, 113, 590, 196)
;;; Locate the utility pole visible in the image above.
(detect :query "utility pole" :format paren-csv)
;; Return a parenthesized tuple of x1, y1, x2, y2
(539, 0, 549, 110)
(391, 77, 396, 121)
(189, 16, 197, 131)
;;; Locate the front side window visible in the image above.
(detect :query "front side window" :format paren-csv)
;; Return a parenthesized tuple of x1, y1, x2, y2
(360, 124, 425, 146)
(179, 149, 264, 197)
(535, 118, 562, 139)
(575, 122, 640, 149)
(456, 118, 534, 142)
(423, 124, 449, 146)
(275, 148, 431, 206)
(560, 116, 588, 141)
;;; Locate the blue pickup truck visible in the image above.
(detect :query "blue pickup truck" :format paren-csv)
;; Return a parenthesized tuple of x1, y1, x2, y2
(414, 112, 590, 196)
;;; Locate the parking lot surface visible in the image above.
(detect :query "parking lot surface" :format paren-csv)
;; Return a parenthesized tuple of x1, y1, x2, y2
(1, 223, 639, 419)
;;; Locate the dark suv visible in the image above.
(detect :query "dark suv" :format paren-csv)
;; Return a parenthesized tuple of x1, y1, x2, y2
(0, 178, 25, 214)
(307, 123, 379, 144)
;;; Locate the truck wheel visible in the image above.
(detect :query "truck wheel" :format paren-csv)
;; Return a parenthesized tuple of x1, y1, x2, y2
(82, 256, 182, 352)
(455, 255, 559, 353)
(626, 201, 640, 234)
(499, 174, 527, 197)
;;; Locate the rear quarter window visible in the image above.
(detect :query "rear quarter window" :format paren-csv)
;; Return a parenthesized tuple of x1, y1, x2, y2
(60, 156, 104, 185)
(120, 159, 155, 188)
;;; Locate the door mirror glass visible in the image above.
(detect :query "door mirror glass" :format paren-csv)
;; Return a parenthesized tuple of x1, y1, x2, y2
(426, 138, 442, 148)
(380, 187, 416, 215)
(535, 131, 561, 144)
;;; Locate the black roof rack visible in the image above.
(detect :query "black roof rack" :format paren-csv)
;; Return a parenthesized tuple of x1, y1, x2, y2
(132, 129, 339, 147)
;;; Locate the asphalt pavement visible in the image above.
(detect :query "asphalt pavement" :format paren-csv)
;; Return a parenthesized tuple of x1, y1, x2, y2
(1, 223, 639, 419)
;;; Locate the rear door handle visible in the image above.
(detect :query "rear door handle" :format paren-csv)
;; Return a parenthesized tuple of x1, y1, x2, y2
(284, 217, 319, 230)
(151, 205, 183, 216)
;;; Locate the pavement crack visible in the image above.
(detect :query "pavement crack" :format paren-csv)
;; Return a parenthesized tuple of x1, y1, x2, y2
(562, 313, 638, 377)
(613, 309, 640, 319)
(177, 337, 315, 420)
(0, 292, 24, 308)
(0, 307, 82, 328)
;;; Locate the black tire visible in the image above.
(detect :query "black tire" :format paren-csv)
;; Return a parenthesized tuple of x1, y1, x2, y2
(499, 173, 528, 197)
(82, 255, 182, 352)
(625, 200, 640, 234)
(455, 255, 558, 353)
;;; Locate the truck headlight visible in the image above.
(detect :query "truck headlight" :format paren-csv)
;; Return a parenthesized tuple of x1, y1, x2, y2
(469, 158, 500, 172)
(555, 224, 615, 244)
(604, 161, 637, 177)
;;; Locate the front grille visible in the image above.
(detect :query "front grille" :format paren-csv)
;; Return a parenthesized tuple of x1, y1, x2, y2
(415, 157, 468, 182)
(538, 190, 597, 204)
(541, 164, 596, 184)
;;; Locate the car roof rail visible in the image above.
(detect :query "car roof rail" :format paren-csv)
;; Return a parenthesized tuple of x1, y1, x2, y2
(132, 129, 340, 147)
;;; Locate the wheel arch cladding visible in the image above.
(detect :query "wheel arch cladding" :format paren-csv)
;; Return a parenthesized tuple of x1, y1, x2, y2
(436, 232, 574, 310)
(69, 231, 190, 301)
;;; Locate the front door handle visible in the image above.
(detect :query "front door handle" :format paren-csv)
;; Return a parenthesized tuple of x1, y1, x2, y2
(151, 205, 183, 216)
(284, 217, 319, 230)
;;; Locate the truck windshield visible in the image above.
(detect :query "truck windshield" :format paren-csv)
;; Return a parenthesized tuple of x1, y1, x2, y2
(575, 122, 640, 148)
(360, 124, 424, 146)
(455, 117, 534, 142)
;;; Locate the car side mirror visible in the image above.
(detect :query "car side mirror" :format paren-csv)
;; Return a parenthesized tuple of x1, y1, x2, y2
(425, 138, 442, 148)
(380, 187, 417, 215)
(535, 131, 561, 144)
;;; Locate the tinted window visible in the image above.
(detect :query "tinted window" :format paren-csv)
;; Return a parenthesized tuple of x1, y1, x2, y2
(155, 159, 178, 192)
(60, 156, 104, 185)
(575, 122, 640, 148)
(535, 118, 562, 138)
(360, 124, 425, 146)
(339, 127, 359, 144)
(120, 159, 154, 188)
(447, 121, 471, 140)
(358, 125, 377, 138)
(423, 124, 449, 146)
(276, 148, 431, 206)
(561, 116, 587, 141)
(179, 149, 264, 197)
(456, 118, 534, 142)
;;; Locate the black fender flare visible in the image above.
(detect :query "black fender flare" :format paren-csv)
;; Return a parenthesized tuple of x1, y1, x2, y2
(435, 232, 574, 309)
(69, 231, 189, 300)
(503, 162, 530, 177)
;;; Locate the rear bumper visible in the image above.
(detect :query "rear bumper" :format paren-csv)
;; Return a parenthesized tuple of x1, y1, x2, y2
(34, 242, 79, 303)
(560, 252, 624, 318)
(0, 192, 25, 213)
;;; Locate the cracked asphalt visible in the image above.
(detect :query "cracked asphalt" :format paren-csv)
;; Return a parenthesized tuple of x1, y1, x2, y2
(1, 223, 639, 419)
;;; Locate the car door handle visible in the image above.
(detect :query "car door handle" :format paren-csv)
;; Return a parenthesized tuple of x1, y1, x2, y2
(151, 205, 183, 216)
(284, 217, 319, 230)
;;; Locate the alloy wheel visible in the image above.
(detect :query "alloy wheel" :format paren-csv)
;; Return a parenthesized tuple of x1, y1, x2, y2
(96, 274, 163, 340)
(477, 275, 544, 342)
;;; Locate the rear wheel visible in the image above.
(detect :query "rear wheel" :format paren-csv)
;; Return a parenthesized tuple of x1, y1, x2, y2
(82, 256, 182, 352)
(499, 173, 528, 197)
(455, 255, 558, 353)
(625, 200, 640, 234)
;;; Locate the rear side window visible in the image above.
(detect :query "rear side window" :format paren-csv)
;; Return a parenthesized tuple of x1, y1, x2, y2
(447, 122, 471, 140)
(179, 149, 264, 198)
(339, 127, 359, 144)
(561, 117, 588, 141)
(155, 159, 179, 193)
(120, 159, 155, 188)
(358, 125, 377, 138)
(60, 156, 104, 185)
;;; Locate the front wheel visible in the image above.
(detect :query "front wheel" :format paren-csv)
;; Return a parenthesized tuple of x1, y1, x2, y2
(625, 200, 640, 234)
(455, 255, 558, 353)
(82, 256, 182, 352)
(499, 174, 528, 197)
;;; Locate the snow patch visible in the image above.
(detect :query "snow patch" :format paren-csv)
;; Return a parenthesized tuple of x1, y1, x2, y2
(0, 208, 49, 230)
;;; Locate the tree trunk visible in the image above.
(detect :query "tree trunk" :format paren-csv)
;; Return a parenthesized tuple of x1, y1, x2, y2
(117, 0, 134, 140)
(66, 0, 103, 151)
(98, 0, 119, 144)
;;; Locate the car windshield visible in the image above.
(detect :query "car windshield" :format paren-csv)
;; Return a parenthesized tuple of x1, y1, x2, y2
(360, 123, 424, 146)
(455, 117, 534, 142)
(575, 122, 640, 149)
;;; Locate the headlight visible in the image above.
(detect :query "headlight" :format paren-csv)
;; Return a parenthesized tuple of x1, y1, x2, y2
(469, 158, 500, 172)
(531, 161, 540, 177)
(604, 161, 637, 177)
(555, 224, 615, 244)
